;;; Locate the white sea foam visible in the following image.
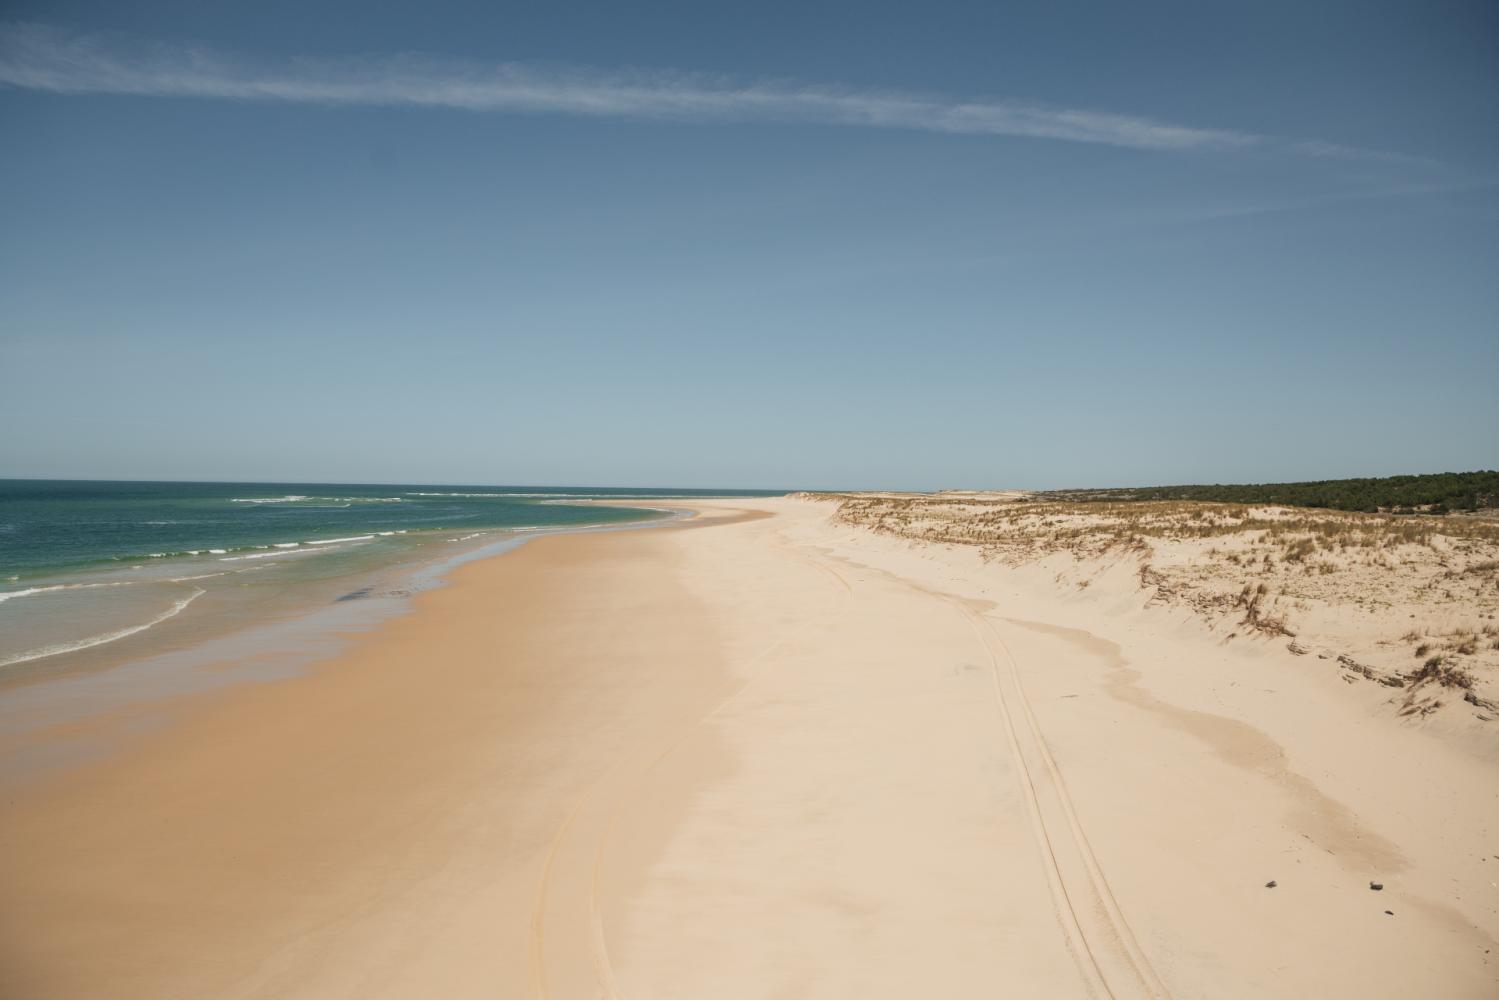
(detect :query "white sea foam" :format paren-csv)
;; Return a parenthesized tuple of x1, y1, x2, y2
(0, 586, 59, 603)
(405, 491, 583, 497)
(231, 495, 401, 504)
(273, 542, 300, 548)
(0, 588, 205, 668)
(220, 548, 316, 562)
(307, 534, 376, 546)
(537, 497, 686, 506)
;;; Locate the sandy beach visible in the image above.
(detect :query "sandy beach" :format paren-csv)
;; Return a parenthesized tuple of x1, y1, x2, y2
(2, 497, 1496, 999)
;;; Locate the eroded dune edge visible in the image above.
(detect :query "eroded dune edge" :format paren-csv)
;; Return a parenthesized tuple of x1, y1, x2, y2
(1, 496, 1495, 999)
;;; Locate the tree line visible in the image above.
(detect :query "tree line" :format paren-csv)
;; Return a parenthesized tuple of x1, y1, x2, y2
(1040, 470, 1499, 514)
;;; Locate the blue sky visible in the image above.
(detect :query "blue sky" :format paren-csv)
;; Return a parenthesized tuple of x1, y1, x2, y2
(1, 1, 1495, 490)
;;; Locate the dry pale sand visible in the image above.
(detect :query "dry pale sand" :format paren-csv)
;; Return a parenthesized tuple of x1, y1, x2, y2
(1, 497, 1496, 998)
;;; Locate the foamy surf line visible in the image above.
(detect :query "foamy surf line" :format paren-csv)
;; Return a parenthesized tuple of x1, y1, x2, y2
(87, 531, 415, 564)
(0, 581, 141, 603)
(230, 496, 403, 504)
(0, 588, 206, 668)
(216, 533, 393, 560)
(219, 548, 321, 562)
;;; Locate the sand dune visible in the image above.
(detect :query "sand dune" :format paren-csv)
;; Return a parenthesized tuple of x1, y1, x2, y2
(2, 497, 1495, 998)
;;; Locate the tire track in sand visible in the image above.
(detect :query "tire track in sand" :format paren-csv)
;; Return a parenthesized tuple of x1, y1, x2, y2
(544, 533, 1169, 999)
(943, 593, 1172, 1000)
(794, 541, 1170, 999)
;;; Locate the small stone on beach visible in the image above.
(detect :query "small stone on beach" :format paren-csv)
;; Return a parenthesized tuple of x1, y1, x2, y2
(1370, 882, 1383, 891)
(1265, 880, 1277, 888)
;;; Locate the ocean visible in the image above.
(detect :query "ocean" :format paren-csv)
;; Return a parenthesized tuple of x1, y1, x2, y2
(0, 480, 781, 672)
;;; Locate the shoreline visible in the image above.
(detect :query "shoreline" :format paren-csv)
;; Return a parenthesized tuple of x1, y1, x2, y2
(0, 505, 689, 684)
(0, 506, 702, 792)
(2, 497, 1494, 998)
(0, 481, 767, 680)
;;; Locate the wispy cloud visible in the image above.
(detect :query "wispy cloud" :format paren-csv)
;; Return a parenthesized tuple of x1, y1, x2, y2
(0, 22, 1415, 163)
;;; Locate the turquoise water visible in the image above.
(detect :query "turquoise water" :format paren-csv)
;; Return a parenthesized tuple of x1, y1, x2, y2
(0, 480, 780, 670)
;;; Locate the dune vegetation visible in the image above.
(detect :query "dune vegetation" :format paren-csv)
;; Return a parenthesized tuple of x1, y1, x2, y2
(802, 490, 1499, 722)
